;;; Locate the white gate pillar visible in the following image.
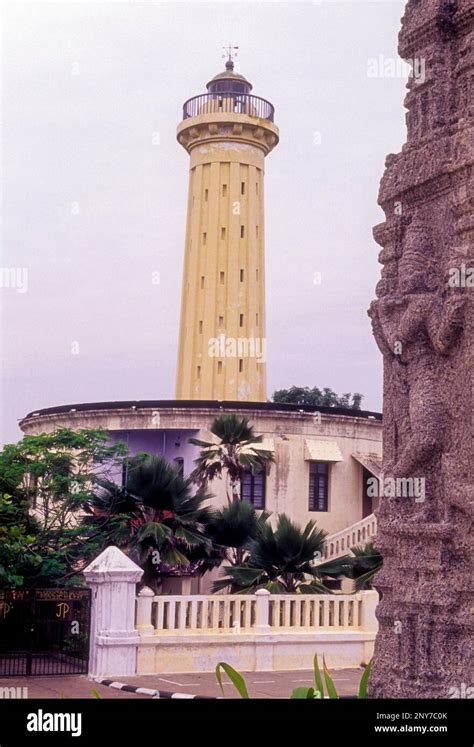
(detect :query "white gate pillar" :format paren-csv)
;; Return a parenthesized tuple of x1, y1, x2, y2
(83, 546, 143, 678)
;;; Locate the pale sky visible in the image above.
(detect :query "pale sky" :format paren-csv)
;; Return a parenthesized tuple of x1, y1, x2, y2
(1, 0, 407, 444)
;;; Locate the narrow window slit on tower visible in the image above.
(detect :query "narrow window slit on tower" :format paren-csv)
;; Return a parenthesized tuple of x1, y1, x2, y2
(197, 366, 201, 379)
(239, 314, 244, 327)
(239, 359, 243, 373)
(217, 361, 223, 374)
(220, 272, 225, 284)
(256, 182, 259, 194)
(222, 184, 227, 196)
(256, 313, 259, 325)
(241, 182, 245, 195)
(203, 232, 207, 245)
(240, 226, 245, 238)
(198, 321, 203, 333)
(201, 276, 205, 289)
(218, 316, 224, 326)
(240, 269, 244, 282)
(221, 227, 226, 240)
(204, 189, 208, 201)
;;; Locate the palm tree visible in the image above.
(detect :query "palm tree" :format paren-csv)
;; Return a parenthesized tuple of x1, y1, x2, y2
(189, 414, 274, 503)
(317, 542, 383, 591)
(213, 514, 332, 593)
(83, 453, 212, 589)
(205, 500, 270, 567)
(350, 543, 382, 590)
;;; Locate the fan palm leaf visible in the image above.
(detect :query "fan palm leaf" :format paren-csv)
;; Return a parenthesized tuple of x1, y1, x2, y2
(213, 514, 332, 593)
(316, 542, 382, 590)
(83, 454, 212, 589)
(189, 415, 274, 502)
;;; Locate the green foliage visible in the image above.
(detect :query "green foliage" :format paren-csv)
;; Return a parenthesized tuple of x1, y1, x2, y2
(0, 494, 41, 586)
(215, 654, 372, 699)
(0, 429, 127, 588)
(189, 414, 274, 503)
(322, 656, 339, 698)
(349, 543, 383, 591)
(59, 690, 102, 699)
(213, 514, 331, 593)
(204, 500, 270, 567)
(215, 662, 250, 699)
(84, 454, 213, 590)
(272, 386, 363, 410)
(313, 652, 324, 698)
(320, 542, 382, 591)
(358, 659, 372, 698)
(290, 687, 321, 699)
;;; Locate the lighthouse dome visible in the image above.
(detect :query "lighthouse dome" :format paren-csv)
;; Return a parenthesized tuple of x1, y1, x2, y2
(206, 60, 253, 94)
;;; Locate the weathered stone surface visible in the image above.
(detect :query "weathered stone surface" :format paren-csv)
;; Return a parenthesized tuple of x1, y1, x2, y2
(368, 0, 473, 698)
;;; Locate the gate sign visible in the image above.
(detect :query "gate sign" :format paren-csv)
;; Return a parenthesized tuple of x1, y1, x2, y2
(55, 603, 70, 619)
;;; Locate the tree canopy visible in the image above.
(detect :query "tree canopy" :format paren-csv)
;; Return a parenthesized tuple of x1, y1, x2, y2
(0, 428, 127, 588)
(272, 386, 363, 410)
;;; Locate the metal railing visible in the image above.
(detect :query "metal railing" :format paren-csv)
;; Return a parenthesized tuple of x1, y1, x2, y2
(182, 92, 275, 122)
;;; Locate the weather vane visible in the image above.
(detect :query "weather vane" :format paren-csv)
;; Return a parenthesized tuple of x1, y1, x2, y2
(222, 43, 239, 65)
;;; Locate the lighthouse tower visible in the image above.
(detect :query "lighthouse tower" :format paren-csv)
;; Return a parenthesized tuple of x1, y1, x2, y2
(175, 54, 279, 401)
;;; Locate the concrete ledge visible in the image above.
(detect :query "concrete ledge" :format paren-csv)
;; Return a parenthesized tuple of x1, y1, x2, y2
(137, 630, 375, 674)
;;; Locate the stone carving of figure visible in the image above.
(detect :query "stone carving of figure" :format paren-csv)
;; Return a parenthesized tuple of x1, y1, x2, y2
(369, 221, 465, 480)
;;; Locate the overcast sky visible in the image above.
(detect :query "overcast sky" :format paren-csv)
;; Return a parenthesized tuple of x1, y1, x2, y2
(1, 0, 407, 444)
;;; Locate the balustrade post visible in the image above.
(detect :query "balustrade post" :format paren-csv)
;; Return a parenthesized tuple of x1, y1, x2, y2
(255, 589, 271, 633)
(254, 589, 273, 670)
(360, 590, 379, 633)
(136, 587, 155, 636)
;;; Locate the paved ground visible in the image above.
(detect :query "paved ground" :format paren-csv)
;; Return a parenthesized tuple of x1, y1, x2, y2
(0, 676, 149, 699)
(0, 668, 363, 699)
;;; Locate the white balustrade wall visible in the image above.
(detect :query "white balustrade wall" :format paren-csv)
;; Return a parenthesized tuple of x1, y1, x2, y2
(83, 546, 380, 677)
(149, 594, 257, 633)
(135, 588, 378, 674)
(139, 591, 368, 634)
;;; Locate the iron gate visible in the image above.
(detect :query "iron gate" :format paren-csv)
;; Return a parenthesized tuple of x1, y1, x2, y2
(0, 587, 91, 676)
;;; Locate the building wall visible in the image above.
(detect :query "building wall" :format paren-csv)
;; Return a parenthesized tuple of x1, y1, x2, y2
(19, 404, 382, 537)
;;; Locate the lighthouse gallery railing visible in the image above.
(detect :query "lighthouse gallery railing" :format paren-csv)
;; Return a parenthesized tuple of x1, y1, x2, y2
(182, 92, 275, 122)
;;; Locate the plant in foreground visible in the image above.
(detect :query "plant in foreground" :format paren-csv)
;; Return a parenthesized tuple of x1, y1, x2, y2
(215, 655, 372, 699)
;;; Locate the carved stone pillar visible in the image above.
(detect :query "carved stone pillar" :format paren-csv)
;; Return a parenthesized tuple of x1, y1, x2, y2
(368, 0, 473, 697)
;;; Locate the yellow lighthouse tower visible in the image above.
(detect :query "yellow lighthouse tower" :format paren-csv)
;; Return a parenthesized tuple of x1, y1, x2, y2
(175, 53, 279, 401)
